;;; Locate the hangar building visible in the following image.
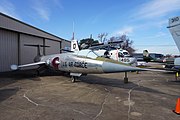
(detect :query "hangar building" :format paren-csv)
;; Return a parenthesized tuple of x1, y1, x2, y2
(0, 12, 70, 72)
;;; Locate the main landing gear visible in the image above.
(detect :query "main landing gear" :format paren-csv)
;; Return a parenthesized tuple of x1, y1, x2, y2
(70, 73, 82, 83)
(124, 72, 128, 83)
(71, 76, 78, 83)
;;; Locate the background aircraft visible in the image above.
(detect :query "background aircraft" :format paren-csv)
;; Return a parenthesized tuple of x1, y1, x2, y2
(78, 40, 137, 65)
(142, 50, 164, 63)
(167, 16, 180, 71)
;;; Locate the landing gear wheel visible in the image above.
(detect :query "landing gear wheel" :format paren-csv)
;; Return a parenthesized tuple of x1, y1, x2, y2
(124, 72, 128, 83)
(36, 70, 40, 76)
(71, 76, 76, 83)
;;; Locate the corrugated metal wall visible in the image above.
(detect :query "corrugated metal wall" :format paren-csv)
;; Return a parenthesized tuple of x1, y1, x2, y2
(61, 40, 71, 50)
(0, 29, 18, 72)
(0, 13, 70, 72)
(20, 34, 43, 64)
(45, 39, 61, 55)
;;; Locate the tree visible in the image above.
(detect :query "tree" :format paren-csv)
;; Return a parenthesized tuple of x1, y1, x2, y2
(98, 33, 108, 43)
(108, 34, 135, 54)
(79, 33, 135, 54)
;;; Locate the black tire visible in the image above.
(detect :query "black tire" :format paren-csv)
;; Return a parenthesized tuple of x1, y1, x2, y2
(71, 76, 76, 83)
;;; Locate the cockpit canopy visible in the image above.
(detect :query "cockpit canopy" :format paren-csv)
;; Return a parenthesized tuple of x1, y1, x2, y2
(119, 49, 130, 57)
(73, 49, 99, 59)
(122, 51, 129, 56)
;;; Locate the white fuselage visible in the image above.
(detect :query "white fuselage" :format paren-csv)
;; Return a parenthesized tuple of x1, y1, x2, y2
(94, 49, 137, 65)
(11, 47, 143, 77)
(39, 49, 141, 74)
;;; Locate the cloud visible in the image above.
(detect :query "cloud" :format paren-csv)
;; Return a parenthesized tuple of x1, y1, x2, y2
(31, 0, 63, 21)
(33, 7, 50, 21)
(113, 26, 134, 36)
(139, 32, 169, 40)
(133, 0, 180, 19)
(0, 0, 20, 19)
(52, 0, 64, 9)
(127, 0, 180, 55)
(135, 46, 179, 55)
(127, 0, 180, 37)
(89, 15, 102, 24)
(157, 19, 168, 28)
(32, 0, 50, 21)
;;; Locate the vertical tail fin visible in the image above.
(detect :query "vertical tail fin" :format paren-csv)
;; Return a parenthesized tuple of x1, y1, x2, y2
(71, 40, 79, 51)
(168, 16, 180, 52)
(143, 50, 152, 62)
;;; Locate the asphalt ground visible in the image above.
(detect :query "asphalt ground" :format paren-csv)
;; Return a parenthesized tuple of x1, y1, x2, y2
(0, 66, 180, 120)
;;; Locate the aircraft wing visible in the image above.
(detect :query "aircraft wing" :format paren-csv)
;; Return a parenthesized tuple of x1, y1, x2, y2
(11, 61, 46, 70)
(142, 68, 173, 72)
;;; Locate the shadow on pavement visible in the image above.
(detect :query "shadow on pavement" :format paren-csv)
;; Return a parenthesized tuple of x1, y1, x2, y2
(0, 87, 19, 102)
(80, 74, 179, 98)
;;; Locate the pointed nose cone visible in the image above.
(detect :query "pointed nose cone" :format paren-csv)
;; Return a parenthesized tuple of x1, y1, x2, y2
(102, 62, 143, 73)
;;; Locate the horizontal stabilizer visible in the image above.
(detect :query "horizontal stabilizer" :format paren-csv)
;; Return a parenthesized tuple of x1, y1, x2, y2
(142, 68, 173, 72)
(24, 44, 50, 47)
(91, 41, 123, 47)
(61, 49, 74, 52)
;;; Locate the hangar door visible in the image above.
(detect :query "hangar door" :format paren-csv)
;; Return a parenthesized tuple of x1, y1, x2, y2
(0, 29, 18, 72)
(45, 39, 61, 55)
(61, 40, 70, 50)
(20, 34, 43, 64)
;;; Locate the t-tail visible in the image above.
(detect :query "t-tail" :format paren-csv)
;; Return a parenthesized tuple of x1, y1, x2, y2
(24, 44, 49, 62)
(143, 50, 152, 62)
(71, 40, 79, 51)
(168, 16, 180, 52)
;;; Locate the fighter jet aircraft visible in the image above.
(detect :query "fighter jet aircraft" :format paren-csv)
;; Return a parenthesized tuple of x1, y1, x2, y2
(12, 39, 169, 83)
(11, 39, 145, 83)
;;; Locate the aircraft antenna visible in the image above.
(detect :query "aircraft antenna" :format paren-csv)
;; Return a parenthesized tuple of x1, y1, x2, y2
(72, 21, 75, 40)
(90, 34, 92, 39)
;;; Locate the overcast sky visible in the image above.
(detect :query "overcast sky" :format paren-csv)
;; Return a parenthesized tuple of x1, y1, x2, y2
(0, 0, 180, 55)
